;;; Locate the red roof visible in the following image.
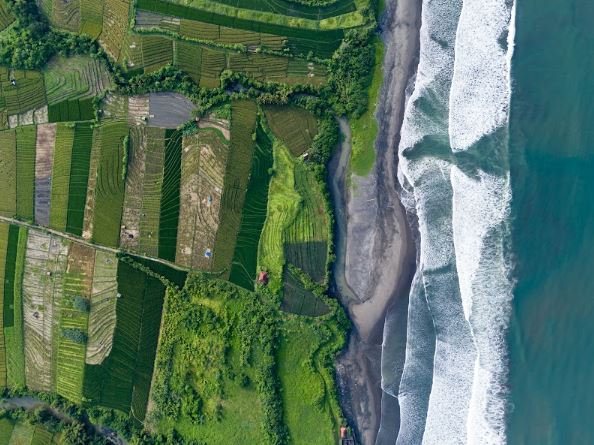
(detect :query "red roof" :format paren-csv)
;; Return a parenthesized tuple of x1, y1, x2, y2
(258, 271, 269, 284)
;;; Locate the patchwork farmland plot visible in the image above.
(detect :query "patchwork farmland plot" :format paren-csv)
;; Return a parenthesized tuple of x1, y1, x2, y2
(56, 243, 94, 403)
(80, 0, 104, 38)
(44, 55, 113, 106)
(86, 250, 118, 365)
(0, 67, 47, 116)
(15, 126, 37, 222)
(0, 0, 14, 31)
(50, 0, 80, 32)
(100, 0, 132, 60)
(49, 124, 75, 232)
(136, 0, 345, 58)
(176, 127, 229, 269)
(34, 124, 57, 227)
(212, 100, 257, 275)
(0, 130, 16, 217)
(0, 223, 11, 387)
(264, 105, 318, 156)
(281, 267, 329, 316)
(0, 419, 57, 445)
(82, 126, 102, 240)
(127, 95, 149, 125)
(120, 126, 165, 257)
(197, 0, 357, 20)
(22, 230, 70, 392)
(174, 40, 201, 84)
(92, 122, 128, 247)
(83, 261, 165, 420)
(228, 123, 273, 290)
(199, 47, 226, 88)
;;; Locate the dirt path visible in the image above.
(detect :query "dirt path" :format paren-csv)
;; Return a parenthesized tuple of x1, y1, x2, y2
(0, 215, 190, 274)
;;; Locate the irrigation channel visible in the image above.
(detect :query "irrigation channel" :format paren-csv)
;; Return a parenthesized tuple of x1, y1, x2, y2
(0, 397, 126, 444)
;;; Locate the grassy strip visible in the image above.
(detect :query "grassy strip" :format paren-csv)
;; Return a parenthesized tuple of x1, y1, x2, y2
(158, 130, 182, 262)
(4, 226, 26, 388)
(92, 122, 128, 248)
(349, 36, 383, 176)
(15, 126, 36, 222)
(49, 124, 75, 232)
(65, 123, 93, 236)
(228, 123, 273, 290)
(0, 130, 16, 218)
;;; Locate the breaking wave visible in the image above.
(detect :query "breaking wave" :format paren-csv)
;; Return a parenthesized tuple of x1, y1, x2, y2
(392, 0, 517, 443)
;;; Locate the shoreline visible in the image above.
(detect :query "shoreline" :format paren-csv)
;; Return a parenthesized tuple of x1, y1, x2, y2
(330, 0, 422, 443)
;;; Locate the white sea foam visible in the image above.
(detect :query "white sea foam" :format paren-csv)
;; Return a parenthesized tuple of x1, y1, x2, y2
(449, 0, 515, 151)
(394, 0, 517, 443)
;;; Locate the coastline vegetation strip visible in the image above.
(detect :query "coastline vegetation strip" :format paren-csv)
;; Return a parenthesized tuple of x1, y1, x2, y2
(228, 122, 273, 290)
(158, 129, 182, 262)
(349, 36, 382, 176)
(4, 227, 27, 388)
(92, 122, 128, 248)
(49, 123, 75, 232)
(83, 261, 165, 420)
(65, 123, 94, 236)
(212, 100, 257, 275)
(0, 130, 16, 218)
(15, 126, 37, 222)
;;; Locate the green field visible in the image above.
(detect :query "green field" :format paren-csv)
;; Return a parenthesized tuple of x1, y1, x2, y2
(0, 223, 10, 387)
(212, 101, 257, 275)
(49, 124, 75, 232)
(278, 318, 342, 445)
(92, 122, 128, 248)
(47, 98, 94, 122)
(80, 0, 104, 38)
(0, 130, 16, 217)
(4, 227, 26, 388)
(65, 123, 94, 236)
(0, 67, 47, 116)
(158, 130, 182, 262)
(84, 261, 165, 420)
(228, 123, 273, 290)
(264, 105, 318, 156)
(15, 126, 36, 222)
(0, 0, 14, 31)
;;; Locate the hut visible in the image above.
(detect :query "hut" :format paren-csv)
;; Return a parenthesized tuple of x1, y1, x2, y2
(257, 270, 269, 285)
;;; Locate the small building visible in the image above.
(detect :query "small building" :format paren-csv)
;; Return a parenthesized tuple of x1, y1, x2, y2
(257, 271, 269, 285)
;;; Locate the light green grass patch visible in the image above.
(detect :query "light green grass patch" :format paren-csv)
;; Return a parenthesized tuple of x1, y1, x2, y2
(350, 37, 383, 177)
(49, 124, 75, 232)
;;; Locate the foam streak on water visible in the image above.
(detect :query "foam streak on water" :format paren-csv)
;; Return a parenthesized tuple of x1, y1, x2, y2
(393, 0, 516, 443)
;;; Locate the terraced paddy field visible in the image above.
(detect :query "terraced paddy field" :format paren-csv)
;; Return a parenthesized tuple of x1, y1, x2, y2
(0, 0, 14, 31)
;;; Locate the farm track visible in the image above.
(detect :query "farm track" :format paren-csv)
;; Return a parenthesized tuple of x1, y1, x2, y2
(0, 215, 192, 274)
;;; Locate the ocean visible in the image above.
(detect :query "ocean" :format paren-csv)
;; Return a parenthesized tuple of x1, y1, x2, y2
(382, 0, 594, 443)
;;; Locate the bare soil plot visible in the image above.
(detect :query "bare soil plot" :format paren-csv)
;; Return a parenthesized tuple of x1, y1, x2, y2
(120, 126, 146, 250)
(128, 95, 150, 125)
(34, 124, 57, 227)
(176, 128, 229, 269)
(22, 230, 69, 392)
(82, 127, 101, 240)
(101, 93, 128, 122)
(148, 93, 196, 128)
(86, 250, 118, 365)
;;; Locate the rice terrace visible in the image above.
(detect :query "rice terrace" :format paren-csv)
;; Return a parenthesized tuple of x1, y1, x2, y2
(0, 0, 380, 442)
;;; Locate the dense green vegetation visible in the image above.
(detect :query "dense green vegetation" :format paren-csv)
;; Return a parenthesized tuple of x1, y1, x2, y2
(65, 123, 93, 236)
(350, 36, 382, 176)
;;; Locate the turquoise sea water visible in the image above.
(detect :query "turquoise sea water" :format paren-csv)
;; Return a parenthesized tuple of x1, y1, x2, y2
(508, 1, 594, 443)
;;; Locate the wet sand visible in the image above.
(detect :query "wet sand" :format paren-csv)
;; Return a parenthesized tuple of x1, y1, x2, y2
(330, 0, 422, 443)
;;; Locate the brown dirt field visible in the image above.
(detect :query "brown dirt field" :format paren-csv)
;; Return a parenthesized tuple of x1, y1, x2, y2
(120, 126, 146, 250)
(82, 128, 101, 240)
